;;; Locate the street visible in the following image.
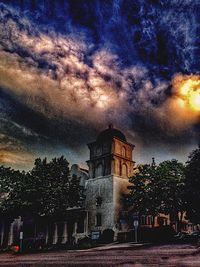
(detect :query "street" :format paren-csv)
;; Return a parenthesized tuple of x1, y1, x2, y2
(0, 243, 200, 266)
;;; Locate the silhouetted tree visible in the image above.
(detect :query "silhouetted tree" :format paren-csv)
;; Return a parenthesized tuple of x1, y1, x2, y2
(157, 160, 186, 230)
(126, 160, 186, 229)
(0, 157, 85, 219)
(185, 146, 200, 224)
(127, 163, 160, 227)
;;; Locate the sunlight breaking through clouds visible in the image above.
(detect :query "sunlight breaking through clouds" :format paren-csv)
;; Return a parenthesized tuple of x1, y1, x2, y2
(0, 1, 199, 168)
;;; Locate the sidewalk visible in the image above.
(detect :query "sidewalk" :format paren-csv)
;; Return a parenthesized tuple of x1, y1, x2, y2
(72, 241, 151, 252)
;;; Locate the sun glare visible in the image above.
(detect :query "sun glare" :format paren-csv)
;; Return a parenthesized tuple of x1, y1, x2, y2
(174, 76, 200, 112)
(190, 90, 200, 111)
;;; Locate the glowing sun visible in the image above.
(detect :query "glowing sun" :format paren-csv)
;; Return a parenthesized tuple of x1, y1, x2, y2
(173, 75, 200, 112)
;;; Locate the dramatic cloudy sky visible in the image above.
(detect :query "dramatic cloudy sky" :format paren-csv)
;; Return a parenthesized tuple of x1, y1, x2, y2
(0, 0, 199, 169)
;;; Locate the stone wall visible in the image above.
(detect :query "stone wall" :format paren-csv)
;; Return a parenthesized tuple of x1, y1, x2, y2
(85, 175, 114, 232)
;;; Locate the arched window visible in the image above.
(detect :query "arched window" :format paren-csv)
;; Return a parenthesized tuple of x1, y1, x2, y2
(115, 159, 120, 175)
(95, 163, 103, 177)
(122, 146, 126, 157)
(122, 163, 128, 177)
(96, 146, 102, 155)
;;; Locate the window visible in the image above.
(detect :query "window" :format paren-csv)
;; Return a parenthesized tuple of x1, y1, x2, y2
(115, 159, 120, 175)
(122, 163, 128, 177)
(122, 146, 126, 157)
(103, 143, 108, 153)
(96, 146, 102, 155)
(147, 216, 152, 225)
(96, 196, 102, 207)
(77, 217, 85, 233)
(140, 215, 146, 225)
(96, 213, 102, 227)
(95, 163, 103, 177)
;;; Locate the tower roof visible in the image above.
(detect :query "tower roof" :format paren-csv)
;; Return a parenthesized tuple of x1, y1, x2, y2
(96, 124, 127, 142)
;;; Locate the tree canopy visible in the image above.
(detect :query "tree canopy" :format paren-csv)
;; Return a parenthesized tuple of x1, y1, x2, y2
(185, 146, 200, 223)
(127, 159, 186, 226)
(0, 156, 85, 219)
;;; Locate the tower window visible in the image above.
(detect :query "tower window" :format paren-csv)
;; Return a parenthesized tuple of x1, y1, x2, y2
(96, 146, 102, 155)
(122, 146, 126, 157)
(96, 213, 102, 227)
(95, 163, 103, 177)
(96, 196, 102, 207)
(122, 163, 128, 177)
(115, 159, 120, 175)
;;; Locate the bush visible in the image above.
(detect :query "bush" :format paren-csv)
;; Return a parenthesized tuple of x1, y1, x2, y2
(77, 236, 93, 249)
(100, 229, 114, 243)
(138, 226, 175, 243)
(155, 225, 176, 243)
(22, 238, 46, 252)
(126, 226, 176, 243)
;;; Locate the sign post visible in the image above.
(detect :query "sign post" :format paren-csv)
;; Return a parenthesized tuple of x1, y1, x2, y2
(133, 220, 139, 243)
(19, 231, 23, 253)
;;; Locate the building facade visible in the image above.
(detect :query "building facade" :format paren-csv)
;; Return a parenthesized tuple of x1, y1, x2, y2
(0, 125, 194, 249)
(85, 124, 135, 239)
(0, 125, 135, 247)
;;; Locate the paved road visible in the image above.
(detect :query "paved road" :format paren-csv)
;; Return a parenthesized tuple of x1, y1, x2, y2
(0, 243, 199, 266)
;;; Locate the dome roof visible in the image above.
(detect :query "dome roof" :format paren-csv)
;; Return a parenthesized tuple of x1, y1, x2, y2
(97, 124, 127, 142)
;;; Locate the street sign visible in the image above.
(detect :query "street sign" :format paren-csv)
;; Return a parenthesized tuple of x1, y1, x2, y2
(133, 220, 139, 227)
(19, 231, 23, 240)
(91, 231, 101, 240)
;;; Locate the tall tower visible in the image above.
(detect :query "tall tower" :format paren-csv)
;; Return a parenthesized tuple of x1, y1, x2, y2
(85, 124, 135, 237)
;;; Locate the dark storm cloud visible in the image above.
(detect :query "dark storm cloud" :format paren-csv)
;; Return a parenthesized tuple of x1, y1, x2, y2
(0, 0, 199, 168)
(0, 87, 98, 146)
